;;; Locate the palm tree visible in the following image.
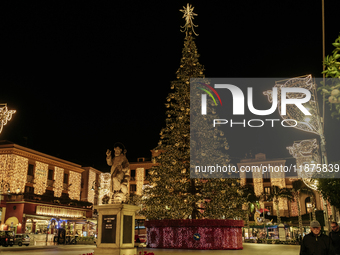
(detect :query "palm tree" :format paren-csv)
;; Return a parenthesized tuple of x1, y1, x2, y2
(266, 185, 293, 224)
(291, 180, 314, 235)
(243, 185, 259, 238)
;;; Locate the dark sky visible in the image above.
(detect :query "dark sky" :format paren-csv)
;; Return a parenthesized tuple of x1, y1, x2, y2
(1, 1, 340, 172)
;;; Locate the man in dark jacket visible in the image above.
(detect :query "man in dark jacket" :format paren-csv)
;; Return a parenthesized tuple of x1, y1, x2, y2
(300, 220, 334, 255)
(330, 222, 340, 255)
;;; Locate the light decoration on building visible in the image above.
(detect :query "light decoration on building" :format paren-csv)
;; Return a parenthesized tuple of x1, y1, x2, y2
(36, 205, 84, 218)
(99, 173, 111, 205)
(136, 168, 144, 196)
(68, 171, 81, 200)
(34, 161, 48, 195)
(9, 155, 28, 193)
(270, 166, 288, 210)
(287, 139, 320, 190)
(0, 104, 16, 134)
(87, 170, 96, 204)
(252, 170, 264, 208)
(0, 154, 28, 193)
(53, 167, 64, 197)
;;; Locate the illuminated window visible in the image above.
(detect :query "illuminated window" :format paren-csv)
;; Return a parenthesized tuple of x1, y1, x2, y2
(48, 169, 54, 180)
(264, 187, 271, 194)
(27, 164, 34, 176)
(63, 173, 68, 184)
(130, 184, 137, 192)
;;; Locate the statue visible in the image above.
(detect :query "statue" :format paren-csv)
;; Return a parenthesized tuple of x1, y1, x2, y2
(106, 143, 130, 203)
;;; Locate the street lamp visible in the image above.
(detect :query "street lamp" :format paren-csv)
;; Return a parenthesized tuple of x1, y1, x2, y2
(265, 75, 330, 232)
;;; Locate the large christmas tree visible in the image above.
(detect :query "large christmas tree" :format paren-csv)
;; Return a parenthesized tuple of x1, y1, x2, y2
(141, 4, 245, 220)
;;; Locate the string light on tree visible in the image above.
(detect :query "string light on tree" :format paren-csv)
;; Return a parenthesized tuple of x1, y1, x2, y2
(142, 4, 245, 221)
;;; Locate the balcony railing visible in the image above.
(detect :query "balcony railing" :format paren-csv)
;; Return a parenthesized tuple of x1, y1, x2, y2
(63, 183, 68, 190)
(6, 193, 93, 208)
(47, 180, 54, 188)
(27, 175, 34, 183)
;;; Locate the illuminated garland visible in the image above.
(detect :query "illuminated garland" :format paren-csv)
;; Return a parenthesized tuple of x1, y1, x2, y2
(34, 161, 48, 195)
(87, 170, 96, 204)
(136, 168, 144, 196)
(9, 155, 28, 193)
(0, 154, 28, 193)
(53, 167, 64, 197)
(68, 171, 81, 200)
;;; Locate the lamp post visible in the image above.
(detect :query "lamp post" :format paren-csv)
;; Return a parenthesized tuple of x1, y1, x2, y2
(265, 75, 330, 232)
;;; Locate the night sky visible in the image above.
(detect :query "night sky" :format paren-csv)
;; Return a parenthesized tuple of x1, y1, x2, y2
(1, 1, 340, 172)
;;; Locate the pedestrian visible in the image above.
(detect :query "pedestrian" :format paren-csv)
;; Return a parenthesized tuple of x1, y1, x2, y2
(300, 220, 334, 255)
(330, 222, 340, 255)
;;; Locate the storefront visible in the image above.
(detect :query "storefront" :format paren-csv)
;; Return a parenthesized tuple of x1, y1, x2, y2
(3, 201, 92, 236)
(243, 225, 290, 240)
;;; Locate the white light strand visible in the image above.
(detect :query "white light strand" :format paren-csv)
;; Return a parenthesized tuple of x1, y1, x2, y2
(136, 168, 144, 196)
(34, 161, 48, 195)
(68, 171, 81, 200)
(53, 167, 64, 197)
(87, 170, 96, 204)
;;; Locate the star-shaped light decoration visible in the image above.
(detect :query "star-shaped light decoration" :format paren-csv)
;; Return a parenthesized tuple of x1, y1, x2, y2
(180, 3, 198, 36)
(0, 104, 16, 134)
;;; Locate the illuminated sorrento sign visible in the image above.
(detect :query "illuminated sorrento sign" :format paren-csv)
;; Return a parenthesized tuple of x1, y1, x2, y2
(36, 205, 85, 218)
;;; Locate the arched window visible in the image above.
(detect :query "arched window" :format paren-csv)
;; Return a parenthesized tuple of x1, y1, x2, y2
(305, 197, 313, 213)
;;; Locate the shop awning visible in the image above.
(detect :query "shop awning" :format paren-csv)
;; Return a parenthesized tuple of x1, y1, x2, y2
(5, 216, 19, 226)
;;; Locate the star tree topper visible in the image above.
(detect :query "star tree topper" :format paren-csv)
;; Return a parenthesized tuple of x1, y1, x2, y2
(180, 3, 198, 36)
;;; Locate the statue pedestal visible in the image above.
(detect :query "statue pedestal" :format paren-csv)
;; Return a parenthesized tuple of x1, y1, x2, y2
(94, 204, 139, 255)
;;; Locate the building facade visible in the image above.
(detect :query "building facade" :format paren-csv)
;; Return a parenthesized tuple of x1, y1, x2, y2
(0, 141, 95, 237)
(238, 153, 328, 221)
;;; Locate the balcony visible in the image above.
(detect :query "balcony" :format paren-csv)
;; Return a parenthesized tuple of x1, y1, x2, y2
(6, 192, 93, 208)
(27, 175, 34, 183)
(47, 180, 54, 188)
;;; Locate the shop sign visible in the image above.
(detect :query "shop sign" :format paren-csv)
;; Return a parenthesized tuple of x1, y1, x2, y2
(36, 205, 84, 218)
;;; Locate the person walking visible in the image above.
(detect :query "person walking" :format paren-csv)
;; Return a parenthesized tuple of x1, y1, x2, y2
(330, 222, 340, 255)
(300, 220, 334, 255)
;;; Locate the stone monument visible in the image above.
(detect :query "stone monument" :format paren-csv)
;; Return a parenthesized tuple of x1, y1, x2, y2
(94, 143, 139, 255)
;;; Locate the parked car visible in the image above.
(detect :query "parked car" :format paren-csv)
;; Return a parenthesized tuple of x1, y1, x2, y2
(0, 231, 15, 247)
(14, 234, 30, 246)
